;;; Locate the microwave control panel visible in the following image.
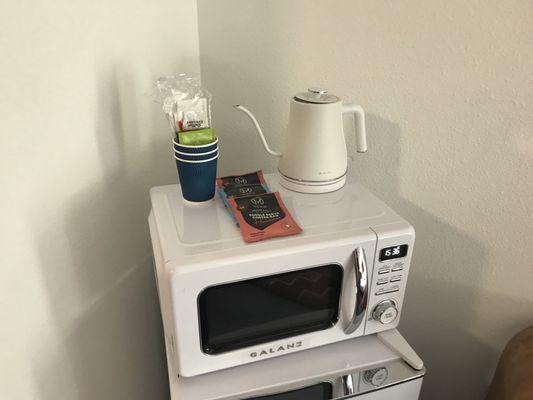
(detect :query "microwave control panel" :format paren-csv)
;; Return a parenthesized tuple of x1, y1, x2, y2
(365, 223, 415, 335)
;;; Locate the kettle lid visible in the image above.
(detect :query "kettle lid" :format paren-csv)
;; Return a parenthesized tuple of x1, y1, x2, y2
(294, 88, 339, 104)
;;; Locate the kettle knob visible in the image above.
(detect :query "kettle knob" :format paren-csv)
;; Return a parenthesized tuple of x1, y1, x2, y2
(308, 87, 328, 95)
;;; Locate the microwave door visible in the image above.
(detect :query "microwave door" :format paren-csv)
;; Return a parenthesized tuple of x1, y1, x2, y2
(198, 264, 344, 355)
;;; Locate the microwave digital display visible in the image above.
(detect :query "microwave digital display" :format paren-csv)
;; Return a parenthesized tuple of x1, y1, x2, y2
(379, 244, 408, 261)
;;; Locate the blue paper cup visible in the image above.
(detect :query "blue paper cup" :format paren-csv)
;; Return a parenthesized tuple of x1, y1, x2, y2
(174, 147, 218, 161)
(173, 137, 218, 154)
(174, 154, 218, 204)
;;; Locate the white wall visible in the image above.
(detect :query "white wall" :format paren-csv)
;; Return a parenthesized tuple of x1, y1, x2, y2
(197, 1, 533, 399)
(0, 0, 199, 398)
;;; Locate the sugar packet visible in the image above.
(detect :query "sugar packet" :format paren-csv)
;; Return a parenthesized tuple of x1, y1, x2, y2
(177, 127, 216, 146)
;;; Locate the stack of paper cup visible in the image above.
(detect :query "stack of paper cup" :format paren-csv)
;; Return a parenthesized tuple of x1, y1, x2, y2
(173, 138, 218, 206)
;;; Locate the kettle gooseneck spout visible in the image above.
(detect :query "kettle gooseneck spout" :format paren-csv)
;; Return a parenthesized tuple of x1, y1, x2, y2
(233, 105, 283, 157)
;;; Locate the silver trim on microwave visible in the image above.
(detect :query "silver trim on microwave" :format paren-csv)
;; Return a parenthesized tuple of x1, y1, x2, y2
(344, 248, 369, 334)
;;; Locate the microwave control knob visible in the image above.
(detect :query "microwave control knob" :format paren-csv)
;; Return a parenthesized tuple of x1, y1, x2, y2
(372, 300, 398, 324)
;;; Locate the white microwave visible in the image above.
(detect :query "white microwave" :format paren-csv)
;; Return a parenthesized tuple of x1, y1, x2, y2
(149, 175, 415, 377)
(167, 329, 425, 400)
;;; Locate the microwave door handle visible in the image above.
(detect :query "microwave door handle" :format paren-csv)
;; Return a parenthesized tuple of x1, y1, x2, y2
(345, 247, 369, 334)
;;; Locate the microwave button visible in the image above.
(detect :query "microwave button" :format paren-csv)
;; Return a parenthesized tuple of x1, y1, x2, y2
(376, 287, 400, 296)
(377, 278, 389, 285)
(392, 262, 404, 269)
(378, 268, 390, 275)
(390, 276, 401, 283)
(391, 266, 403, 272)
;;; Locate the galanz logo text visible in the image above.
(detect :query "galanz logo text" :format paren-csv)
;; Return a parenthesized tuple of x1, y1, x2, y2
(249, 341, 303, 358)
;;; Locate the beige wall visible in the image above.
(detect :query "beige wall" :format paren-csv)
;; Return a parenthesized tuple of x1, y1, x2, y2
(0, 0, 199, 398)
(197, 1, 533, 399)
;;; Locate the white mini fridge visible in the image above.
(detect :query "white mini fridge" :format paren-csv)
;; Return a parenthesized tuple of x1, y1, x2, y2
(164, 331, 425, 399)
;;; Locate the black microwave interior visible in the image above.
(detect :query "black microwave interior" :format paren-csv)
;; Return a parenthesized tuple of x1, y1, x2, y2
(198, 264, 343, 355)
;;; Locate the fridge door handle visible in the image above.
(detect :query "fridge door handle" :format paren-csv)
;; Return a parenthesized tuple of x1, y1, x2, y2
(342, 373, 355, 396)
(345, 247, 369, 334)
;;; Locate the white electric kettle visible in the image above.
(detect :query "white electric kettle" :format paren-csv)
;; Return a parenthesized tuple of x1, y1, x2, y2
(234, 88, 367, 193)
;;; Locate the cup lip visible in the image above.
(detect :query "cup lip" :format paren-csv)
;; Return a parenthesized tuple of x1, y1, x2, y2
(174, 147, 218, 156)
(173, 136, 218, 149)
(174, 154, 219, 163)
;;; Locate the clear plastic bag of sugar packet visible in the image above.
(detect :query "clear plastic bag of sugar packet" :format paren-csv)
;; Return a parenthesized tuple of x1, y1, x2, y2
(153, 73, 213, 140)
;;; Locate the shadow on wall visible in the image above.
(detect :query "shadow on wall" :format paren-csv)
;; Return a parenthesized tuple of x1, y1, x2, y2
(356, 114, 497, 400)
(200, 52, 286, 176)
(198, 1, 296, 176)
(29, 65, 173, 399)
(199, 15, 503, 394)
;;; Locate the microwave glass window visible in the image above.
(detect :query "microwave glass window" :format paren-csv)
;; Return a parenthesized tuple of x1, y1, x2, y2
(198, 264, 343, 354)
(245, 382, 333, 400)
(379, 244, 408, 261)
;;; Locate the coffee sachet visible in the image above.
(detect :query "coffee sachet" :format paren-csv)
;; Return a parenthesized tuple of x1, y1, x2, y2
(216, 171, 271, 223)
(216, 170, 267, 189)
(217, 184, 270, 221)
(228, 192, 302, 243)
(220, 184, 269, 200)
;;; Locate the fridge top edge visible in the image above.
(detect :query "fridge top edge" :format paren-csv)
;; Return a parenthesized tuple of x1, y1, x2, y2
(168, 331, 423, 400)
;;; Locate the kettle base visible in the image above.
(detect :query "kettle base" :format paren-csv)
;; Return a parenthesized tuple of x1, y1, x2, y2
(278, 173, 346, 194)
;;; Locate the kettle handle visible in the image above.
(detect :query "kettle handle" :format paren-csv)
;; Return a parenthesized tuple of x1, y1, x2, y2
(342, 103, 367, 153)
